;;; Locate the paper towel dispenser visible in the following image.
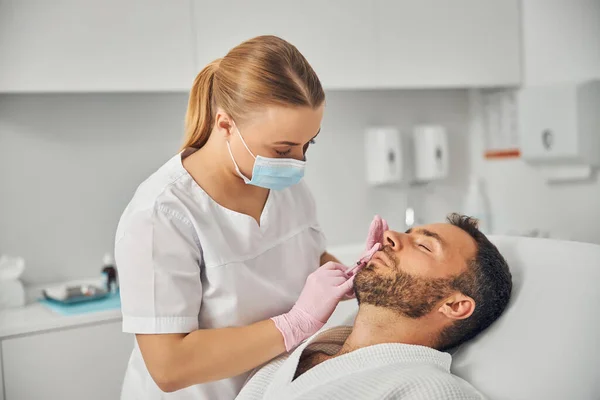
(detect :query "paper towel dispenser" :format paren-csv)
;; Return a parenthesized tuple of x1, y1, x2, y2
(412, 125, 449, 182)
(365, 127, 403, 186)
(517, 81, 600, 182)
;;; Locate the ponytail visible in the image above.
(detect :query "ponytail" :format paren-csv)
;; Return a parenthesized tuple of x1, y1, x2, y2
(182, 58, 221, 150)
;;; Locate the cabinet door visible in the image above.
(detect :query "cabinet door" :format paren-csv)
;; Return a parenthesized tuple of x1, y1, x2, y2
(192, 0, 378, 89)
(0, 0, 196, 92)
(2, 321, 133, 400)
(376, 0, 522, 88)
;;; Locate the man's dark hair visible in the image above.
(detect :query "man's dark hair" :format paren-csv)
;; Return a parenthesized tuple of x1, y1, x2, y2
(436, 213, 512, 351)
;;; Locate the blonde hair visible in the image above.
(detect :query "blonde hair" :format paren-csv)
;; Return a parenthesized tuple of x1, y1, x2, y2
(182, 35, 325, 150)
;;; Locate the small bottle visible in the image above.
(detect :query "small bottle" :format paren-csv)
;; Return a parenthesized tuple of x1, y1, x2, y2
(463, 175, 492, 234)
(101, 253, 118, 294)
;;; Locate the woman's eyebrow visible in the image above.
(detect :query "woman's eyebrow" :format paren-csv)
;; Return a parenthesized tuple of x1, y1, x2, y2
(273, 140, 300, 145)
(273, 129, 321, 146)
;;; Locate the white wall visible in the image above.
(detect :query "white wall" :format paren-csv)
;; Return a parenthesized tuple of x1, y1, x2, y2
(0, 94, 188, 284)
(0, 90, 469, 285)
(469, 0, 600, 244)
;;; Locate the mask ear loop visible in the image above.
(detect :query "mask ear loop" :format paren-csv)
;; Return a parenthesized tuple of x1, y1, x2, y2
(231, 120, 257, 159)
(225, 142, 250, 183)
(226, 120, 253, 184)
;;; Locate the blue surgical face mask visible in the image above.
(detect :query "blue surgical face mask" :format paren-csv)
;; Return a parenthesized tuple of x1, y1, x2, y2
(226, 122, 306, 191)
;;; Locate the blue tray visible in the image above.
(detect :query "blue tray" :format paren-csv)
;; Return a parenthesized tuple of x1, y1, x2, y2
(39, 292, 121, 316)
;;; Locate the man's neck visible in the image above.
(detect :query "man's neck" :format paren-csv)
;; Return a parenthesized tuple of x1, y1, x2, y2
(294, 305, 440, 380)
(338, 305, 439, 356)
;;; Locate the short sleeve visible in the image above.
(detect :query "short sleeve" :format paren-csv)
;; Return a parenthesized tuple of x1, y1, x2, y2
(115, 204, 203, 334)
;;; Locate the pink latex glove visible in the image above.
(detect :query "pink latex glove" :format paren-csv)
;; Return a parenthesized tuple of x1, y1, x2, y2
(272, 262, 354, 351)
(348, 215, 389, 277)
(341, 215, 388, 300)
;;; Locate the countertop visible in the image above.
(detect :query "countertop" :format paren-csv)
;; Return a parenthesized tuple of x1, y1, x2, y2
(0, 244, 363, 340)
(0, 278, 122, 339)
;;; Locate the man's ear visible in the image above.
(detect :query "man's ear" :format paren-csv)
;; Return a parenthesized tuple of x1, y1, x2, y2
(438, 293, 475, 321)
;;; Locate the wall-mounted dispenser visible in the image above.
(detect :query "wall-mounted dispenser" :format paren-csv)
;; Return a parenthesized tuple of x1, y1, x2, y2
(365, 127, 403, 186)
(412, 125, 449, 182)
(517, 80, 600, 182)
(365, 125, 449, 186)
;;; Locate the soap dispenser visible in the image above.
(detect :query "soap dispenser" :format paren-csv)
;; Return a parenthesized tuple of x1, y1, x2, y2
(101, 253, 118, 294)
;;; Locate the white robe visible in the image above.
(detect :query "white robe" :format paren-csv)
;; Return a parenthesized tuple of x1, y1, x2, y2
(236, 326, 485, 400)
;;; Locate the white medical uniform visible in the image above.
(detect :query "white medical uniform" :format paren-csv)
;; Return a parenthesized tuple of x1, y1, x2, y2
(115, 149, 326, 400)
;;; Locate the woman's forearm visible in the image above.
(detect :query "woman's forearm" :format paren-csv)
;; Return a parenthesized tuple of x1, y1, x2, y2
(136, 319, 285, 392)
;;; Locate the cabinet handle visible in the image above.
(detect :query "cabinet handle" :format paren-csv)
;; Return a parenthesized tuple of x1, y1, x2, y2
(542, 129, 554, 151)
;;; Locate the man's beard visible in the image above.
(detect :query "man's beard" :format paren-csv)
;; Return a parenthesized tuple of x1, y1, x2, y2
(353, 249, 456, 319)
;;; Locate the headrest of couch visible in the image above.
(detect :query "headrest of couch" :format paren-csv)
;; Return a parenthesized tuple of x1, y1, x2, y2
(451, 236, 600, 400)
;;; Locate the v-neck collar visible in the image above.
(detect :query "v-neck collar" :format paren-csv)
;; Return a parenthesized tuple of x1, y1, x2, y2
(178, 149, 275, 232)
(264, 327, 452, 399)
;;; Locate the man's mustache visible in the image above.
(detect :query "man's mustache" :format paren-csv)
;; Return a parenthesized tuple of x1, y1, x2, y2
(381, 245, 398, 269)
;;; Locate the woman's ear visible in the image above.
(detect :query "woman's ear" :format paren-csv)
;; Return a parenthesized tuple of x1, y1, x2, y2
(214, 109, 234, 139)
(438, 293, 475, 321)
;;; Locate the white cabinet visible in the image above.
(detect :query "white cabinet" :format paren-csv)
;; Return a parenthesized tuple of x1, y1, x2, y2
(194, 0, 521, 89)
(0, 0, 522, 92)
(521, 0, 600, 85)
(192, 0, 378, 89)
(375, 0, 522, 88)
(193, 0, 521, 89)
(2, 321, 133, 400)
(0, 0, 196, 92)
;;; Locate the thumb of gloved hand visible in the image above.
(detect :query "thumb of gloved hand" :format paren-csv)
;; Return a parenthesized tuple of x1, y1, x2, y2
(351, 215, 389, 275)
(295, 261, 353, 323)
(365, 215, 389, 255)
(344, 216, 389, 281)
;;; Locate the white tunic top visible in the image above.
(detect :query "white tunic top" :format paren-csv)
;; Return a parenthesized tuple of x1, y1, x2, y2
(236, 326, 485, 400)
(115, 150, 326, 400)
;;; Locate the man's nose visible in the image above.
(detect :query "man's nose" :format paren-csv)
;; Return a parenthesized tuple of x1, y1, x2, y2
(383, 230, 404, 251)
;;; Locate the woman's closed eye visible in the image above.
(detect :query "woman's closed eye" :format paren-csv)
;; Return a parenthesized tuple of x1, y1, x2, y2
(275, 148, 292, 156)
(278, 139, 316, 156)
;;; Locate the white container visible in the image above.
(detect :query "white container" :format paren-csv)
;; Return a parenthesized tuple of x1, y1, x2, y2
(0, 255, 26, 309)
(463, 175, 492, 234)
(365, 127, 403, 186)
(412, 125, 449, 182)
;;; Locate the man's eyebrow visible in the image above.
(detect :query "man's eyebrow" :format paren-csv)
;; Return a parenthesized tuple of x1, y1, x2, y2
(407, 228, 446, 247)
